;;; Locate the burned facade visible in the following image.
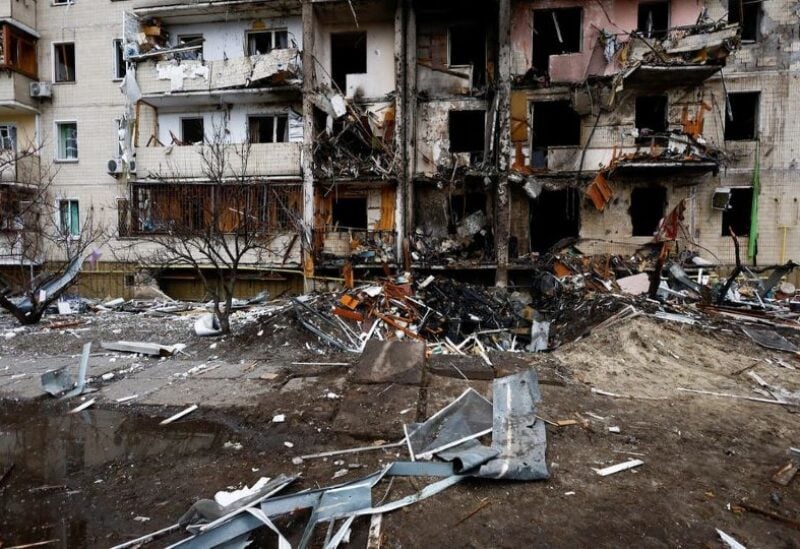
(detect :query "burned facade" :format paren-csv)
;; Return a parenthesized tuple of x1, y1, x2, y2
(0, 0, 796, 297)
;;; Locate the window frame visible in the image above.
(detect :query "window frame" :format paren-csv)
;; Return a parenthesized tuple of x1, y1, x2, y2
(54, 120, 79, 162)
(530, 7, 584, 74)
(52, 0, 74, 5)
(57, 198, 80, 238)
(176, 34, 203, 60)
(724, 91, 760, 142)
(114, 118, 125, 157)
(720, 186, 754, 236)
(636, 0, 671, 40)
(728, 0, 761, 43)
(248, 114, 289, 144)
(113, 38, 126, 80)
(179, 116, 205, 145)
(52, 41, 76, 83)
(245, 29, 289, 56)
(0, 124, 17, 152)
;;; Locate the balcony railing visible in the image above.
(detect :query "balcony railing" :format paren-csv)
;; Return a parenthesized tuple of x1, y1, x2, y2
(317, 229, 397, 263)
(0, 70, 35, 110)
(0, 152, 40, 185)
(135, 142, 302, 179)
(136, 49, 301, 97)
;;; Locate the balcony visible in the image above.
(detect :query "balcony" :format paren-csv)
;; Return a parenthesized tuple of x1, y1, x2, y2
(0, 0, 36, 33)
(0, 70, 36, 112)
(135, 142, 302, 180)
(0, 152, 40, 185)
(317, 229, 396, 265)
(135, 49, 301, 106)
(543, 140, 718, 178)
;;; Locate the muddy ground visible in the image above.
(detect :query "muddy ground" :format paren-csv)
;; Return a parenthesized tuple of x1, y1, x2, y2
(1, 305, 800, 548)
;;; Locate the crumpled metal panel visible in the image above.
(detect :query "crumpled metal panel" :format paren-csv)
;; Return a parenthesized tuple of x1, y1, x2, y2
(478, 370, 550, 480)
(404, 388, 492, 460)
(436, 439, 499, 474)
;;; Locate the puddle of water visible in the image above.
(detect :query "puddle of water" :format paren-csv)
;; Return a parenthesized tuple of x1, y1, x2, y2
(0, 401, 226, 547)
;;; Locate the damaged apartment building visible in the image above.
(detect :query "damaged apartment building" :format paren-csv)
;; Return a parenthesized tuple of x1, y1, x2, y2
(506, 0, 799, 272)
(0, 0, 797, 298)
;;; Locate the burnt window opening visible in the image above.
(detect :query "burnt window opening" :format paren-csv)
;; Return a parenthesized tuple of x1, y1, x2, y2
(721, 187, 753, 236)
(635, 95, 668, 144)
(332, 197, 368, 230)
(330, 32, 367, 93)
(177, 34, 203, 61)
(249, 115, 288, 143)
(449, 110, 485, 153)
(532, 8, 582, 74)
(180, 117, 204, 145)
(247, 29, 289, 55)
(637, 1, 670, 40)
(531, 100, 581, 167)
(630, 186, 667, 236)
(113, 39, 127, 79)
(448, 25, 487, 87)
(725, 91, 759, 141)
(530, 188, 580, 253)
(449, 192, 486, 225)
(729, 0, 760, 42)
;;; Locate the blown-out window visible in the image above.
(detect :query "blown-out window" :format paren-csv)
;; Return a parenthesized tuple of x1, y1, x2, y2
(247, 30, 289, 55)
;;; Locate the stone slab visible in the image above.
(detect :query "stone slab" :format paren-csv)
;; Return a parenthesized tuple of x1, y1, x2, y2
(352, 340, 425, 385)
(427, 355, 495, 380)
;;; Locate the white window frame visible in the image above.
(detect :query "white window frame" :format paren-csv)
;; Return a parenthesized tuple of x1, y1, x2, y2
(113, 38, 126, 80)
(52, 0, 74, 5)
(0, 124, 17, 152)
(57, 198, 80, 238)
(114, 118, 124, 157)
(246, 29, 289, 56)
(52, 41, 76, 83)
(248, 113, 288, 143)
(54, 120, 78, 162)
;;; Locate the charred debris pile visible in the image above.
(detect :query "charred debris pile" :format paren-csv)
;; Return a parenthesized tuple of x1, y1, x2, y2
(293, 240, 800, 361)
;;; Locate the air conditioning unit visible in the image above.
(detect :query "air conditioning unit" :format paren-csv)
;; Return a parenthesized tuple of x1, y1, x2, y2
(29, 81, 52, 98)
(108, 158, 136, 176)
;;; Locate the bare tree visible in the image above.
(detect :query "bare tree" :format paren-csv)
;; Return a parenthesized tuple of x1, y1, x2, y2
(0, 142, 104, 324)
(118, 125, 302, 334)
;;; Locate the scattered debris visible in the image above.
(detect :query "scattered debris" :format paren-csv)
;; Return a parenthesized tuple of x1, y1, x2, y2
(594, 459, 644, 477)
(101, 341, 182, 357)
(716, 529, 747, 549)
(68, 398, 96, 414)
(41, 342, 92, 399)
(159, 404, 198, 425)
